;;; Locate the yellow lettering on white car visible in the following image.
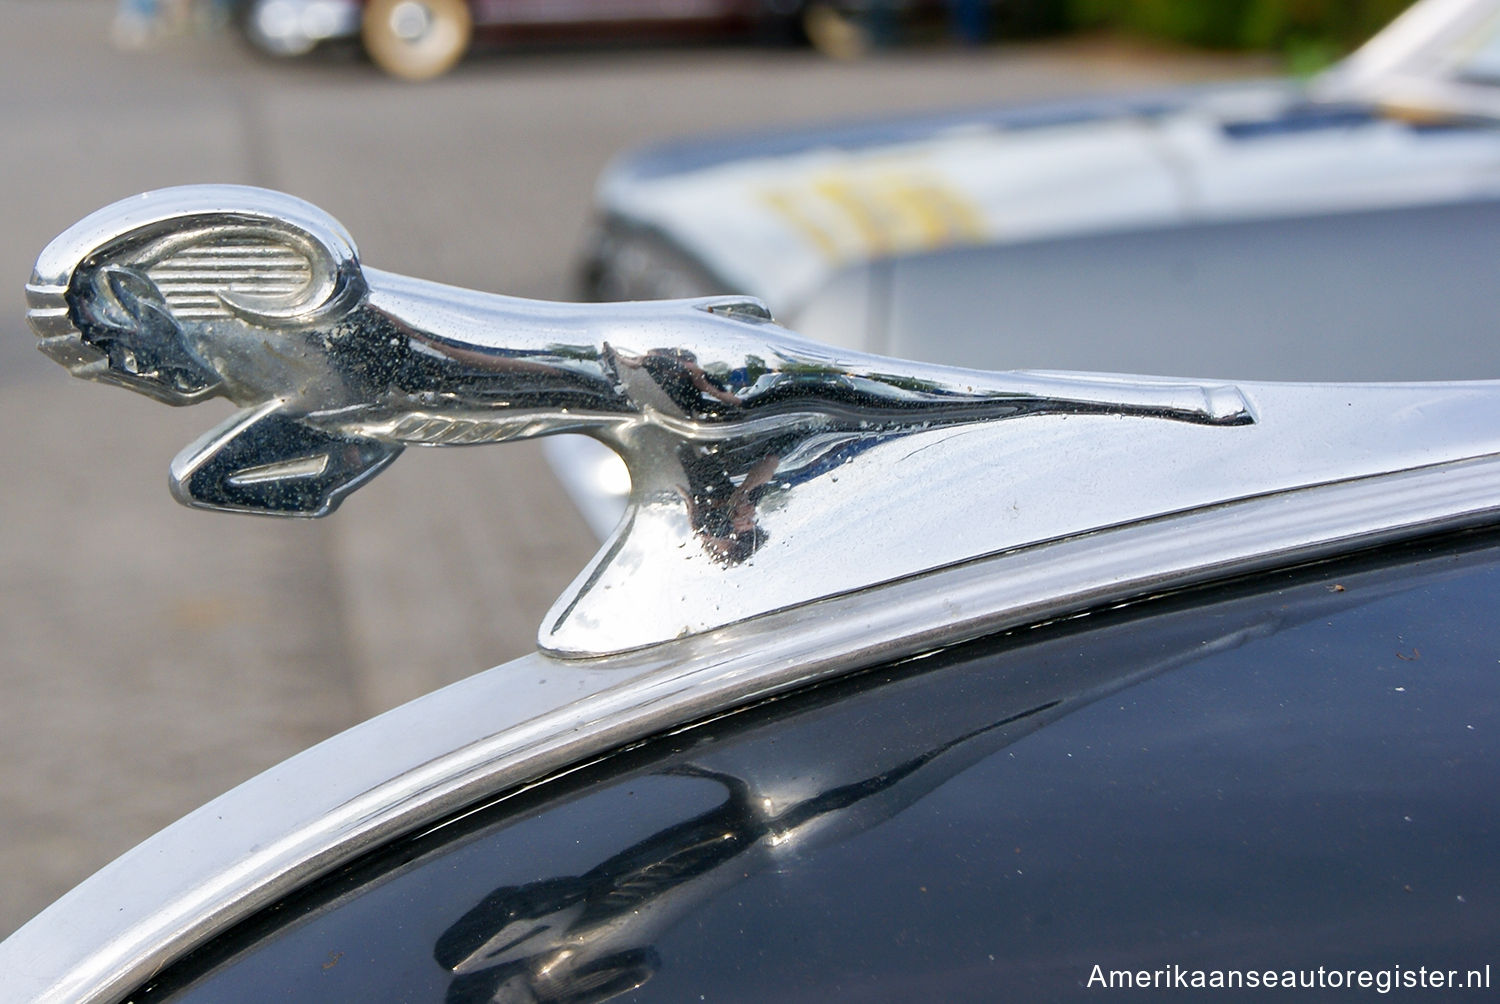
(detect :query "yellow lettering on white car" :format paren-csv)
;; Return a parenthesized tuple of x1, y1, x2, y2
(759, 164, 987, 262)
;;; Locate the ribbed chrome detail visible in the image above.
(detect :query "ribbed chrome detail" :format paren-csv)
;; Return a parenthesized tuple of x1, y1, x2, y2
(35, 335, 102, 369)
(24, 281, 87, 362)
(26, 307, 74, 337)
(146, 239, 313, 321)
(388, 414, 521, 445)
(24, 280, 67, 306)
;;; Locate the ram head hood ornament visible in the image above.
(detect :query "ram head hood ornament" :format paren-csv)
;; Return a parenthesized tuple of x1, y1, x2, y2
(54, 183, 1476, 659)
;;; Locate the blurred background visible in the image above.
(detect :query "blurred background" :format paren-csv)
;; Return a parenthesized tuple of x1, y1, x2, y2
(0, 0, 1419, 939)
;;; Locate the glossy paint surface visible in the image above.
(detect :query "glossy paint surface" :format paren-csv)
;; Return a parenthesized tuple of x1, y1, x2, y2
(868, 196, 1500, 381)
(137, 536, 1500, 1001)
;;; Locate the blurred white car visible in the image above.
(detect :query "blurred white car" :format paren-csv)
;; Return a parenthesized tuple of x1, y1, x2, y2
(561, 0, 1500, 533)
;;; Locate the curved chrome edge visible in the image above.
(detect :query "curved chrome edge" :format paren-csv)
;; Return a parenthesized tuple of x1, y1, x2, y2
(31, 185, 358, 293)
(6, 453, 1500, 1004)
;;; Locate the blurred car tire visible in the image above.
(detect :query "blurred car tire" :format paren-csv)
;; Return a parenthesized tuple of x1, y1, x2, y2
(362, 0, 472, 80)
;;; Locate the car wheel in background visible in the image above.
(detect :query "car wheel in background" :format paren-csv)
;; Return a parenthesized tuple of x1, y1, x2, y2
(362, 0, 472, 80)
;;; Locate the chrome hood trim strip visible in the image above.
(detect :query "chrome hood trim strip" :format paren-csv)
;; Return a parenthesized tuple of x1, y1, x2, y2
(4, 453, 1500, 1003)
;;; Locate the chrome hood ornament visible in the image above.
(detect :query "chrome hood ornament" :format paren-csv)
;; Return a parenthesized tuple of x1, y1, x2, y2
(26, 186, 1248, 519)
(29, 185, 1500, 656)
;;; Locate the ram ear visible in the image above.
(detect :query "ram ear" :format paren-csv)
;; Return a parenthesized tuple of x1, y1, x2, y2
(170, 403, 402, 517)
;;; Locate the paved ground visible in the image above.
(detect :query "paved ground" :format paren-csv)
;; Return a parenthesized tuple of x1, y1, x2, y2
(0, 0, 1267, 940)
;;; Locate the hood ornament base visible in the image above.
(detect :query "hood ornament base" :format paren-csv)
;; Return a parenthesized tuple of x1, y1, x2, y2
(29, 184, 1358, 656)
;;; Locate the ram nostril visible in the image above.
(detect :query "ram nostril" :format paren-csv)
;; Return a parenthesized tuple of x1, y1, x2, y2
(75, 265, 168, 330)
(62, 263, 223, 401)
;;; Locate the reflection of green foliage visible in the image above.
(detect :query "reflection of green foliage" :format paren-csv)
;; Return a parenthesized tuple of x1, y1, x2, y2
(777, 360, 840, 376)
(864, 371, 942, 394)
(1065, 0, 1417, 66)
(1282, 38, 1344, 77)
(773, 362, 938, 395)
